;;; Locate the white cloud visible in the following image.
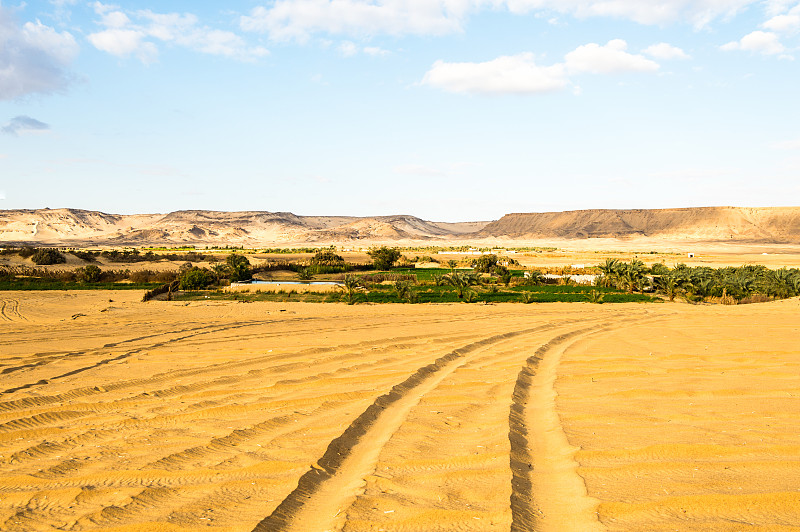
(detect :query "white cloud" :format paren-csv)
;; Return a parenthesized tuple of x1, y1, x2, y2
(88, 29, 157, 63)
(241, 0, 764, 41)
(0, 8, 79, 100)
(88, 4, 268, 62)
(241, 0, 470, 41)
(0, 191, 5, 200)
(421, 53, 568, 95)
(364, 46, 390, 56)
(762, 13, 800, 32)
(503, 0, 756, 28)
(338, 40, 359, 56)
(721, 30, 786, 55)
(642, 42, 690, 60)
(565, 39, 659, 74)
(423, 39, 663, 95)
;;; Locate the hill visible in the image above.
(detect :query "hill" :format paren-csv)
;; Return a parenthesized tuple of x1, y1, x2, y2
(1, 207, 798, 246)
(478, 207, 800, 243)
(0, 209, 488, 246)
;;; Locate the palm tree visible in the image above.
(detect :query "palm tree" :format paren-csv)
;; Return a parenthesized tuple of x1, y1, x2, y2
(598, 258, 621, 288)
(444, 271, 476, 299)
(339, 274, 361, 305)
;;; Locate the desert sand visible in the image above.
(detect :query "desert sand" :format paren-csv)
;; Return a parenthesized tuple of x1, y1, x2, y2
(1, 292, 799, 531)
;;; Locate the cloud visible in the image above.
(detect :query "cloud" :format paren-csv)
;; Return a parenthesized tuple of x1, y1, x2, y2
(364, 46, 390, 56)
(423, 39, 662, 95)
(88, 3, 269, 62)
(642, 42, 690, 60)
(89, 29, 158, 63)
(241, 0, 470, 41)
(2, 115, 50, 135)
(721, 30, 787, 55)
(338, 40, 359, 56)
(240, 0, 763, 41)
(0, 190, 5, 200)
(565, 39, 659, 74)
(762, 3, 800, 32)
(0, 8, 79, 100)
(503, 0, 755, 28)
(421, 53, 568, 94)
(763, 12, 800, 31)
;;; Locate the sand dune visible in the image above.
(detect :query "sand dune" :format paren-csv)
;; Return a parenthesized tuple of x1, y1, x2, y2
(1, 293, 799, 531)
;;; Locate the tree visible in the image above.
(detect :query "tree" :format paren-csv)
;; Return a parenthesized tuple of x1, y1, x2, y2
(339, 274, 362, 304)
(473, 254, 498, 273)
(311, 249, 344, 265)
(179, 268, 214, 290)
(31, 248, 66, 265)
(497, 267, 513, 287)
(227, 253, 251, 282)
(444, 271, 478, 299)
(77, 264, 102, 283)
(368, 246, 401, 270)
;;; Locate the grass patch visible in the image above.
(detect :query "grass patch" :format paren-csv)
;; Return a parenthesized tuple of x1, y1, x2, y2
(173, 284, 655, 304)
(0, 280, 163, 291)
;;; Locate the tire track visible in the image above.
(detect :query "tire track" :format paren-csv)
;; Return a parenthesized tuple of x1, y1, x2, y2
(253, 325, 556, 532)
(508, 315, 658, 532)
(0, 299, 24, 321)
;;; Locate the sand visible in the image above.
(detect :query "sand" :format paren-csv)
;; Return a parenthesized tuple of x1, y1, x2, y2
(1, 291, 799, 531)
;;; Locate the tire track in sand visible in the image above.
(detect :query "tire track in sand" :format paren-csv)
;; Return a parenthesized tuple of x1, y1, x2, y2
(0, 299, 26, 322)
(253, 326, 554, 532)
(509, 316, 655, 532)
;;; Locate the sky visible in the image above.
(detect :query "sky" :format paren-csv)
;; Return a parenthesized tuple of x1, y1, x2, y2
(1, 0, 799, 221)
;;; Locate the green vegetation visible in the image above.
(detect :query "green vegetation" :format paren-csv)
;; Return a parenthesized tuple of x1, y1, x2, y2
(0, 280, 161, 291)
(226, 253, 252, 282)
(31, 248, 66, 265)
(310, 248, 345, 265)
(367, 246, 402, 270)
(179, 268, 215, 290)
(600, 259, 800, 304)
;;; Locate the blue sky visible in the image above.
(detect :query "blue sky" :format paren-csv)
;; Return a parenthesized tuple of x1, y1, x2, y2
(1, 0, 799, 221)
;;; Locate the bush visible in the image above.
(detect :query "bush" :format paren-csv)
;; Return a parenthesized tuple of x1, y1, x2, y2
(77, 264, 102, 283)
(473, 254, 498, 273)
(368, 246, 401, 270)
(311, 249, 345, 265)
(70, 250, 98, 262)
(31, 248, 66, 265)
(18, 246, 36, 258)
(227, 253, 251, 282)
(179, 268, 214, 290)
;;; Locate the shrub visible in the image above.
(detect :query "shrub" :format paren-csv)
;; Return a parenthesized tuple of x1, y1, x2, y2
(70, 250, 98, 262)
(31, 248, 66, 265)
(227, 253, 251, 282)
(179, 268, 214, 290)
(473, 254, 498, 273)
(368, 246, 402, 270)
(521, 292, 535, 304)
(77, 264, 102, 283)
(311, 249, 344, 265)
(18, 246, 36, 258)
(586, 289, 605, 304)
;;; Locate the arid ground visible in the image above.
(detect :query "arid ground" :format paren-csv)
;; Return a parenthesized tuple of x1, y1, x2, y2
(1, 292, 799, 531)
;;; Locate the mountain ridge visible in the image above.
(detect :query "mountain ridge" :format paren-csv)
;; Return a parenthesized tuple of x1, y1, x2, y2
(1, 207, 798, 245)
